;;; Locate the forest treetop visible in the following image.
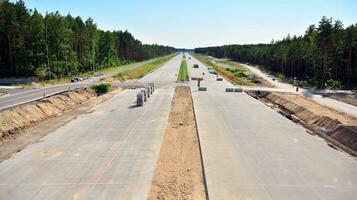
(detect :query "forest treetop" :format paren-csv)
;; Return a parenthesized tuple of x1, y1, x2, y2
(195, 17, 357, 89)
(0, 0, 176, 79)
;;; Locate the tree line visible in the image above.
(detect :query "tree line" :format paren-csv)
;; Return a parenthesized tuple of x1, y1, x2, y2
(0, 0, 175, 79)
(195, 17, 357, 89)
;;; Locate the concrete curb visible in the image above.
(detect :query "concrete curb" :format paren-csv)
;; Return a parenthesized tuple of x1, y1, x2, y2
(189, 87, 210, 200)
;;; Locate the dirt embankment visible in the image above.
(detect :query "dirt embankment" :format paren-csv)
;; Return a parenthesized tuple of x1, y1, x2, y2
(148, 86, 207, 200)
(248, 75, 275, 88)
(252, 91, 357, 154)
(0, 89, 95, 141)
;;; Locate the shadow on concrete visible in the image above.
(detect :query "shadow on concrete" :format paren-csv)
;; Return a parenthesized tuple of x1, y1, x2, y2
(128, 103, 140, 109)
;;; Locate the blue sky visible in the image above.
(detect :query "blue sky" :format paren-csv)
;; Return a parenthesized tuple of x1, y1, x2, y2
(19, 0, 357, 48)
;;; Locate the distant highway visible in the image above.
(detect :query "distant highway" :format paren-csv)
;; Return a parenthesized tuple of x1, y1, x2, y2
(187, 53, 357, 200)
(0, 57, 165, 110)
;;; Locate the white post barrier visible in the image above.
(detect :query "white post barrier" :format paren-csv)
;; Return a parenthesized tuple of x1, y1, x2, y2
(137, 92, 144, 107)
(141, 89, 147, 102)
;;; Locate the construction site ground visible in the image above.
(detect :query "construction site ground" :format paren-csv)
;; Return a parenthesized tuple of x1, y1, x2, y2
(148, 86, 206, 200)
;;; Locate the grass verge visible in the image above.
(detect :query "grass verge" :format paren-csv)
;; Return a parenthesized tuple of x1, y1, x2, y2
(115, 55, 174, 81)
(177, 59, 189, 81)
(17, 56, 172, 88)
(90, 83, 112, 95)
(192, 54, 254, 86)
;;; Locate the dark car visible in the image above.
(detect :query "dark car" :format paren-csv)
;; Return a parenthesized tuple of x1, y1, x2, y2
(71, 77, 79, 82)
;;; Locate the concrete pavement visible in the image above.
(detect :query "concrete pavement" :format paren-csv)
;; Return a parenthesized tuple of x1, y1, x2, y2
(139, 54, 182, 83)
(188, 53, 357, 200)
(240, 62, 357, 118)
(2, 52, 356, 199)
(214, 59, 357, 118)
(0, 55, 181, 199)
(0, 56, 173, 111)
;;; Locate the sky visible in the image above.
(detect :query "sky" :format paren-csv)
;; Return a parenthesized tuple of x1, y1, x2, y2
(18, 0, 357, 49)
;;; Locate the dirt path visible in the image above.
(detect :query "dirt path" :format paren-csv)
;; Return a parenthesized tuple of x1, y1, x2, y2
(148, 86, 207, 200)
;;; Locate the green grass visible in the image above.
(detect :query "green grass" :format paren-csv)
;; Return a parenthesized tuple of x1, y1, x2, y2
(18, 56, 171, 88)
(177, 59, 189, 81)
(192, 54, 253, 86)
(18, 76, 71, 88)
(115, 55, 174, 80)
(77, 61, 137, 78)
(17, 60, 145, 88)
(219, 60, 251, 73)
(90, 83, 112, 95)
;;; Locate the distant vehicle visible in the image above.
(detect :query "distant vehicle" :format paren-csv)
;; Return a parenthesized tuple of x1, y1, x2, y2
(217, 77, 223, 81)
(193, 64, 199, 68)
(71, 77, 79, 82)
(94, 73, 104, 77)
(189, 57, 191, 59)
(209, 70, 217, 75)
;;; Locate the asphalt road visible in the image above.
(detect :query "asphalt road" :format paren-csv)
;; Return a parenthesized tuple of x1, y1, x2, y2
(0, 55, 181, 199)
(187, 53, 357, 200)
(0, 56, 169, 111)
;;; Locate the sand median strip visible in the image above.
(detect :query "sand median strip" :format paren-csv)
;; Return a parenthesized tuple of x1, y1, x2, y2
(148, 86, 207, 200)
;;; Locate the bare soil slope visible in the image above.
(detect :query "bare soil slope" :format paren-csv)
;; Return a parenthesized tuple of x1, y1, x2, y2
(0, 89, 95, 141)
(256, 91, 357, 154)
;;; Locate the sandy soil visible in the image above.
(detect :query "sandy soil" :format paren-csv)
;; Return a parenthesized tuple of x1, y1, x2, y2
(251, 91, 357, 155)
(148, 86, 207, 200)
(273, 92, 357, 126)
(0, 89, 97, 141)
(249, 75, 275, 88)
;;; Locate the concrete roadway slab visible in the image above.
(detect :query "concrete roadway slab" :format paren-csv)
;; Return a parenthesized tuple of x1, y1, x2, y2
(0, 88, 174, 199)
(0, 55, 181, 199)
(0, 56, 170, 111)
(139, 54, 182, 83)
(187, 53, 357, 200)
